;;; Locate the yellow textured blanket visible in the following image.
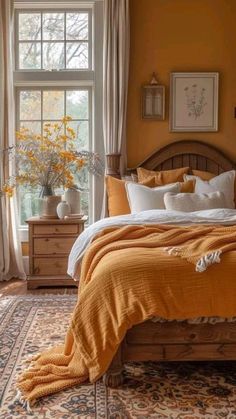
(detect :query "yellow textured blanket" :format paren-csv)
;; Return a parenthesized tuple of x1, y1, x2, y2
(17, 224, 236, 407)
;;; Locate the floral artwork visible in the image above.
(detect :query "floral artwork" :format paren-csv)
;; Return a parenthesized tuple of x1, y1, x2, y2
(170, 72, 219, 132)
(184, 84, 207, 120)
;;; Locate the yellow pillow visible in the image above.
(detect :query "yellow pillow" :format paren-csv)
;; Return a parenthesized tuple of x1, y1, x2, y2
(137, 167, 190, 185)
(192, 169, 215, 180)
(105, 176, 130, 216)
(105, 176, 157, 216)
(180, 180, 195, 193)
(138, 177, 195, 193)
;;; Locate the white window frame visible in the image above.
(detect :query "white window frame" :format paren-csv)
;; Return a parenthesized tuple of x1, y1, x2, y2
(15, 8, 93, 71)
(14, 0, 104, 242)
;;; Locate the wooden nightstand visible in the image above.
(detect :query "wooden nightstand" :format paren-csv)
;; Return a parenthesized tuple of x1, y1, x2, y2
(26, 216, 87, 289)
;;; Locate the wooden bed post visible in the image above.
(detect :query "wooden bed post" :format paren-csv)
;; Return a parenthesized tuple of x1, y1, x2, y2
(103, 153, 123, 387)
(105, 153, 121, 178)
(103, 344, 124, 387)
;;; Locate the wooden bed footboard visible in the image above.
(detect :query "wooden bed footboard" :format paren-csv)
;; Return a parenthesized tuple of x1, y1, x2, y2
(103, 320, 236, 387)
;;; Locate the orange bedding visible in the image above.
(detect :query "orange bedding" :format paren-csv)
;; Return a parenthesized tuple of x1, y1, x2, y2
(17, 224, 236, 407)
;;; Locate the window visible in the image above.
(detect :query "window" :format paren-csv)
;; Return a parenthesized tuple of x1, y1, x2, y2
(17, 87, 91, 224)
(16, 11, 91, 70)
(14, 1, 104, 238)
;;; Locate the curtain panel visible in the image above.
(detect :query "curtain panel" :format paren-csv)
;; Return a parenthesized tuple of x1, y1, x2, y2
(0, 0, 25, 280)
(103, 0, 130, 176)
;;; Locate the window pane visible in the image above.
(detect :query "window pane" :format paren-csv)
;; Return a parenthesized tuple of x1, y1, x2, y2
(75, 167, 88, 189)
(43, 91, 64, 120)
(20, 121, 41, 135)
(66, 42, 88, 69)
(80, 191, 89, 217)
(19, 186, 41, 225)
(66, 90, 89, 119)
(17, 87, 91, 224)
(20, 90, 41, 120)
(19, 13, 41, 40)
(43, 42, 64, 70)
(42, 13, 64, 40)
(66, 13, 88, 40)
(19, 42, 41, 69)
(69, 121, 89, 149)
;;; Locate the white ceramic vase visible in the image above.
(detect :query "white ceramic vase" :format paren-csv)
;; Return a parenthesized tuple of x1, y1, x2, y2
(42, 196, 61, 219)
(64, 189, 81, 214)
(56, 200, 71, 219)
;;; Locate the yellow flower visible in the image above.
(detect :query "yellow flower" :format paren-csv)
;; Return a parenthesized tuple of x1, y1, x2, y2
(2, 185, 14, 197)
(66, 127, 76, 138)
(60, 135, 69, 142)
(40, 145, 47, 151)
(59, 150, 77, 162)
(43, 127, 52, 136)
(62, 116, 72, 124)
(16, 131, 27, 140)
(64, 181, 74, 188)
(26, 151, 34, 158)
(52, 163, 64, 173)
(76, 158, 85, 169)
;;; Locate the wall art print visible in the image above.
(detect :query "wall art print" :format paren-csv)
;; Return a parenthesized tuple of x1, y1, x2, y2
(170, 72, 219, 132)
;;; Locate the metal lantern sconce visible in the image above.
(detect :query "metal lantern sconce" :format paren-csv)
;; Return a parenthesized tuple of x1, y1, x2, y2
(142, 73, 165, 120)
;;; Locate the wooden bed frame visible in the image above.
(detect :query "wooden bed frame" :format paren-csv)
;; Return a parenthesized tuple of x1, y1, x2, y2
(103, 140, 236, 387)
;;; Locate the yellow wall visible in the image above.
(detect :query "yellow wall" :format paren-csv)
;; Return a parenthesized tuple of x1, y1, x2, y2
(127, 0, 236, 167)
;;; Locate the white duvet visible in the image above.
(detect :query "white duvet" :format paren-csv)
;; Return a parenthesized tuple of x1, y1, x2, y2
(68, 208, 236, 279)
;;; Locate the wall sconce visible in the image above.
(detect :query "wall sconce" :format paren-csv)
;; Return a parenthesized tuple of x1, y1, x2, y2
(142, 73, 165, 120)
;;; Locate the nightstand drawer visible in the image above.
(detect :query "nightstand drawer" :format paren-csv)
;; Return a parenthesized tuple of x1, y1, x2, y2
(34, 224, 78, 235)
(34, 237, 76, 255)
(33, 258, 68, 276)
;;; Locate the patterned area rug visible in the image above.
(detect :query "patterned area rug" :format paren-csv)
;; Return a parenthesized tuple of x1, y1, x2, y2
(1, 295, 236, 419)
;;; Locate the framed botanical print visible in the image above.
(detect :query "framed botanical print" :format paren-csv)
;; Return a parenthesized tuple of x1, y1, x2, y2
(170, 72, 219, 132)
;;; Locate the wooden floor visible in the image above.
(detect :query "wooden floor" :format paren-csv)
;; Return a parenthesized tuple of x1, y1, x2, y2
(0, 278, 78, 297)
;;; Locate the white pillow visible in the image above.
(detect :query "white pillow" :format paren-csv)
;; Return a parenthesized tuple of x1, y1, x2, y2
(184, 170, 235, 209)
(125, 182, 180, 213)
(164, 191, 227, 212)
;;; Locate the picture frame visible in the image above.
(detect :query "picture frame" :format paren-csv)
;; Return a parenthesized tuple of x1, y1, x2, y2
(142, 84, 165, 120)
(170, 72, 219, 132)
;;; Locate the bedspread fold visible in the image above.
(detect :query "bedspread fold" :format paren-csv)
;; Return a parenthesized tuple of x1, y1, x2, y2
(17, 224, 236, 406)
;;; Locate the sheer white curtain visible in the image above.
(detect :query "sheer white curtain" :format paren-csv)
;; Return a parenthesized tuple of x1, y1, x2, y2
(0, 0, 26, 280)
(103, 0, 130, 175)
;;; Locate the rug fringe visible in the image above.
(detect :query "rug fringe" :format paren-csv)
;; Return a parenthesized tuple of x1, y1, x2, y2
(13, 389, 35, 414)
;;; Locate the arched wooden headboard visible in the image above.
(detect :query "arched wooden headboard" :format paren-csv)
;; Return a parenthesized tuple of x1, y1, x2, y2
(129, 141, 235, 175)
